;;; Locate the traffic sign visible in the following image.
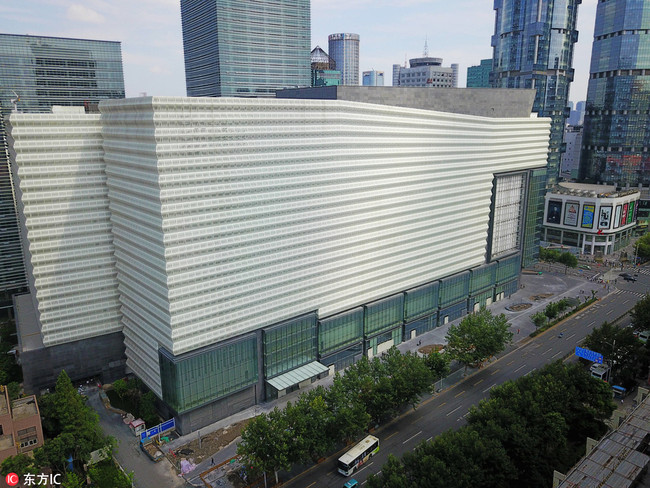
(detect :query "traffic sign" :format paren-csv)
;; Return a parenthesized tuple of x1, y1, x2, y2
(575, 347, 603, 364)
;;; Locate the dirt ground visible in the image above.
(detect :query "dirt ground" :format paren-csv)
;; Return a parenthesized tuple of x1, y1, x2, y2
(507, 303, 532, 311)
(418, 344, 444, 355)
(530, 293, 554, 301)
(175, 419, 251, 463)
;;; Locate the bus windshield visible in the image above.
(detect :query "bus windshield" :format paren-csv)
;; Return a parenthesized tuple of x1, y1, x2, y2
(338, 435, 379, 476)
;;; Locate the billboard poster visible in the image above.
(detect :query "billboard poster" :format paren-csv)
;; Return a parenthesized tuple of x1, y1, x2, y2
(634, 200, 639, 222)
(547, 200, 562, 224)
(563, 202, 580, 226)
(581, 204, 595, 229)
(627, 201, 635, 224)
(621, 203, 629, 226)
(598, 206, 612, 229)
(614, 205, 622, 229)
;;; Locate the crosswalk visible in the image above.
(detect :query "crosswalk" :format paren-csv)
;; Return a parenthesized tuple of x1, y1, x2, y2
(612, 288, 648, 299)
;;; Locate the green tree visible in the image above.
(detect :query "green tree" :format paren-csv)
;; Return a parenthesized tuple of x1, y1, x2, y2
(88, 460, 133, 488)
(583, 321, 644, 385)
(111, 379, 129, 399)
(326, 374, 370, 442)
(367, 454, 408, 488)
(36, 370, 111, 469)
(424, 351, 450, 388)
(531, 311, 547, 328)
(237, 409, 291, 486)
(631, 294, 650, 331)
(445, 309, 513, 373)
(557, 252, 578, 268)
(61, 471, 85, 488)
(544, 301, 560, 320)
(138, 391, 159, 427)
(635, 234, 650, 260)
(0, 453, 38, 477)
(6, 381, 21, 400)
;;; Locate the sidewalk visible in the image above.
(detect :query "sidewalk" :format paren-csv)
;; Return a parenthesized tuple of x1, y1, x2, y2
(173, 265, 615, 484)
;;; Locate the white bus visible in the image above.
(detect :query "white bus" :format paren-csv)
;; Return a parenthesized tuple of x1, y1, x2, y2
(337, 435, 380, 476)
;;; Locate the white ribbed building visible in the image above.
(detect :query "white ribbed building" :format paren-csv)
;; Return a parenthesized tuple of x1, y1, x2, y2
(8, 96, 550, 432)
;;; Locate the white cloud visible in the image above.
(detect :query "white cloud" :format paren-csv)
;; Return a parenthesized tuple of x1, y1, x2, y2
(66, 4, 105, 24)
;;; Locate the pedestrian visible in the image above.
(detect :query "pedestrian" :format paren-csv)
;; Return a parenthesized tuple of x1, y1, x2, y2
(211, 458, 214, 466)
(517, 328, 520, 334)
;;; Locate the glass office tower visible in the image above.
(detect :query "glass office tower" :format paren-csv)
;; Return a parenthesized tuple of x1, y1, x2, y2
(491, 0, 581, 266)
(0, 33, 124, 314)
(328, 33, 360, 86)
(467, 59, 493, 88)
(181, 0, 311, 97)
(491, 0, 581, 188)
(579, 0, 650, 186)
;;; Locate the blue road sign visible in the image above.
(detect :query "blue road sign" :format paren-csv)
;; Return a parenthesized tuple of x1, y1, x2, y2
(141, 418, 176, 441)
(575, 347, 603, 364)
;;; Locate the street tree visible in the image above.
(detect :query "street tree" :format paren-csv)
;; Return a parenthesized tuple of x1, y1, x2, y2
(583, 321, 645, 386)
(445, 309, 513, 373)
(237, 409, 291, 486)
(326, 375, 370, 442)
(424, 351, 450, 387)
(0, 453, 38, 477)
(630, 294, 650, 331)
(635, 234, 650, 261)
(531, 311, 547, 328)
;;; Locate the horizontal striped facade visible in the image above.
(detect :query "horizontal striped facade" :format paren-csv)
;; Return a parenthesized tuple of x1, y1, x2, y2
(7, 110, 122, 346)
(99, 97, 550, 395)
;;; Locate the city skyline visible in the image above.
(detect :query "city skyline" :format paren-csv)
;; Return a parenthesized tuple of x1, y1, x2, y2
(1, 0, 597, 104)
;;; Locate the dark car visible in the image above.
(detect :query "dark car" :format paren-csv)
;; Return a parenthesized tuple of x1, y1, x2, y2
(624, 275, 637, 282)
(619, 272, 631, 278)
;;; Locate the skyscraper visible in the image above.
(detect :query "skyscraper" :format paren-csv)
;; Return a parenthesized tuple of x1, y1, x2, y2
(579, 0, 650, 186)
(0, 33, 125, 318)
(467, 59, 493, 88)
(181, 0, 311, 97)
(362, 70, 384, 86)
(311, 46, 340, 87)
(491, 0, 581, 266)
(393, 57, 458, 88)
(8, 93, 549, 431)
(328, 33, 360, 85)
(491, 0, 581, 188)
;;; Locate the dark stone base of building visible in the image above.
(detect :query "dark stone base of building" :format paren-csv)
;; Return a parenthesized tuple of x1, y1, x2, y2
(160, 385, 257, 435)
(20, 331, 126, 394)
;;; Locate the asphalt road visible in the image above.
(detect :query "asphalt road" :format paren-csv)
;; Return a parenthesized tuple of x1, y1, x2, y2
(285, 267, 650, 488)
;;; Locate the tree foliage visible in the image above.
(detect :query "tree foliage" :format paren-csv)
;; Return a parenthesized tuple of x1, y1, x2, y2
(88, 460, 133, 488)
(631, 294, 650, 331)
(445, 309, 513, 372)
(0, 453, 38, 477)
(368, 362, 615, 488)
(583, 321, 647, 387)
(635, 234, 650, 260)
(0, 320, 22, 385)
(35, 370, 112, 471)
(531, 311, 547, 328)
(539, 248, 578, 267)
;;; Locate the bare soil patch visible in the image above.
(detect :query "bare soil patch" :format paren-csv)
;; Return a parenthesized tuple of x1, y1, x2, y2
(174, 419, 251, 463)
(418, 344, 445, 355)
(506, 303, 532, 312)
(529, 293, 554, 301)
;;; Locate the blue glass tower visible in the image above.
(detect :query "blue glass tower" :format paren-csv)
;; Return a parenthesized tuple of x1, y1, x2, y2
(328, 33, 360, 86)
(579, 0, 650, 186)
(467, 59, 493, 88)
(181, 0, 311, 97)
(491, 0, 581, 267)
(491, 0, 581, 188)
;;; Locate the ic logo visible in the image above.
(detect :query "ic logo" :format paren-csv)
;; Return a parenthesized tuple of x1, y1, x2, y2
(5, 472, 19, 486)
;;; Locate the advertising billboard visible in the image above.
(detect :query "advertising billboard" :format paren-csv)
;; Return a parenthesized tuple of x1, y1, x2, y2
(563, 202, 579, 226)
(614, 205, 622, 229)
(622, 203, 629, 226)
(581, 204, 595, 229)
(598, 206, 612, 229)
(634, 200, 639, 222)
(547, 200, 562, 224)
(627, 201, 635, 224)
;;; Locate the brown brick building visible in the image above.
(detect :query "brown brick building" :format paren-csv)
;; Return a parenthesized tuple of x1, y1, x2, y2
(0, 386, 43, 462)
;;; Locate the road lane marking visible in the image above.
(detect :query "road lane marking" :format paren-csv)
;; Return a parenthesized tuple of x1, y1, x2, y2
(567, 333, 576, 340)
(623, 299, 630, 304)
(514, 364, 526, 373)
(446, 406, 462, 416)
(543, 347, 553, 355)
(356, 462, 373, 474)
(385, 432, 397, 441)
(507, 360, 514, 365)
(427, 436, 432, 442)
(483, 384, 496, 393)
(306, 483, 316, 488)
(473, 379, 484, 386)
(455, 390, 465, 398)
(403, 431, 422, 444)
(551, 351, 563, 358)
(491, 369, 500, 375)
(606, 309, 614, 315)
(439, 402, 446, 407)
(525, 368, 537, 376)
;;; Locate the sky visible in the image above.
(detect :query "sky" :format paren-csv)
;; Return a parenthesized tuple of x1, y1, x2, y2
(2, 0, 598, 105)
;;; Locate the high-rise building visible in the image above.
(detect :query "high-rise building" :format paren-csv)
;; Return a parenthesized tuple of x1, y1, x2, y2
(392, 57, 458, 88)
(568, 100, 585, 126)
(311, 46, 340, 87)
(467, 59, 493, 88)
(491, 0, 581, 188)
(561, 125, 583, 180)
(328, 33, 360, 85)
(362, 70, 384, 86)
(0, 33, 125, 318)
(491, 0, 581, 266)
(579, 0, 650, 187)
(181, 0, 311, 97)
(8, 92, 549, 432)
